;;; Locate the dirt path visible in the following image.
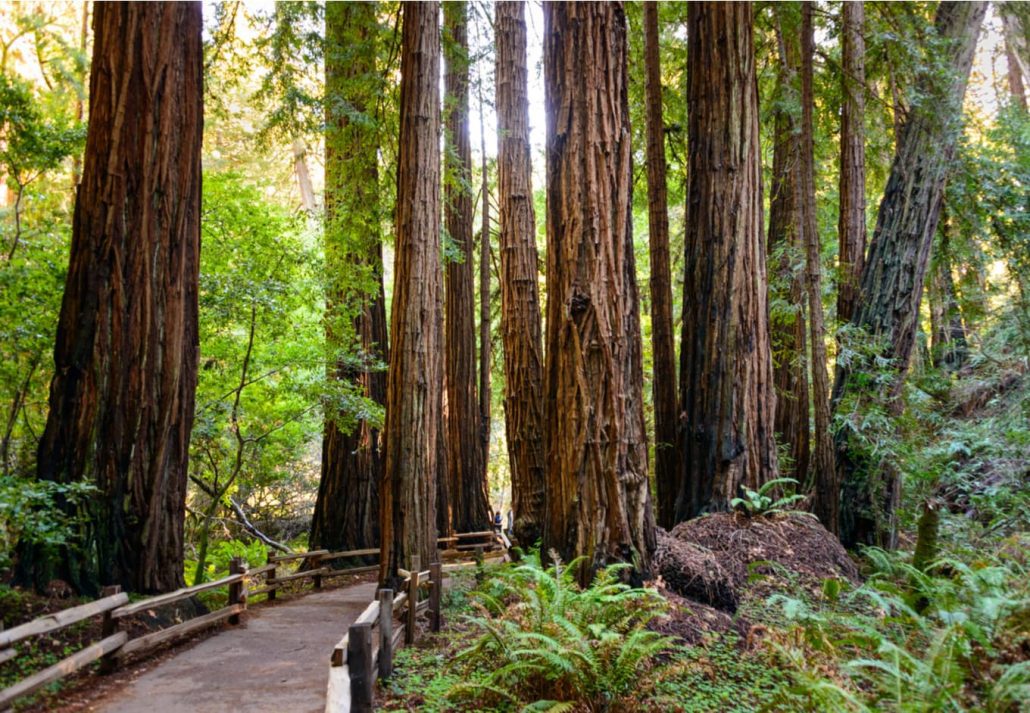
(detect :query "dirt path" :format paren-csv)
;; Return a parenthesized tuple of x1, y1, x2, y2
(89, 582, 378, 713)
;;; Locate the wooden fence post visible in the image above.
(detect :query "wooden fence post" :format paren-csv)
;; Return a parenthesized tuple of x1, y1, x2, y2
(348, 621, 373, 713)
(312, 553, 323, 590)
(266, 548, 277, 601)
(474, 544, 484, 566)
(429, 562, 442, 632)
(228, 557, 244, 625)
(378, 588, 393, 679)
(99, 585, 121, 674)
(406, 554, 420, 645)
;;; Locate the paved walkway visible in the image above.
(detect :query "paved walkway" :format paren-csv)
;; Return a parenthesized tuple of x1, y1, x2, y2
(93, 582, 378, 713)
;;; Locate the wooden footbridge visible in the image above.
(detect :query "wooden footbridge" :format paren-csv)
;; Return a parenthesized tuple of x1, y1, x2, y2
(0, 530, 509, 713)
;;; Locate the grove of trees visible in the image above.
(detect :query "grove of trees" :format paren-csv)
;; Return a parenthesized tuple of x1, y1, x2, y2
(3, 5, 1030, 704)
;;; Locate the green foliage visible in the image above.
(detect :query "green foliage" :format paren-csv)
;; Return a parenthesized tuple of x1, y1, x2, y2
(731, 477, 809, 518)
(654, 636, 791, 713)
(0, 477, 93, 571)
(446, 554, 673, 711)
(768, 543, 1030, 712)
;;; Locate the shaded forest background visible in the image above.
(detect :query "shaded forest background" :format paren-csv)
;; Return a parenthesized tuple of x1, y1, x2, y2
(0, 0, 1027, 596)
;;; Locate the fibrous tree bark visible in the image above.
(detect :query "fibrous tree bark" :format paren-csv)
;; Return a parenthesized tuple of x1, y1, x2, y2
(23, 1, 202, 595)
(496, 0, 545, 547)
(676, 1, 778, 521)
(542, 1, 655, 582)
(768, 4, 810, 488)
(1001, 5, 1028, 110)
(311, 1, 387, 558)
(837, 0, 867, 326)
(380, 0, 441, 583)
(832, 1, 987, 549)
(799, 3, 837, 534)
(642, 1, 679, 530)
(444, 1, 490, 534)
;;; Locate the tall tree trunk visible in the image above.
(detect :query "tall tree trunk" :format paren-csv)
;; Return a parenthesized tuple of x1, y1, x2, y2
(929, 207, 968, 371)
(22, 2, 202, 595)
(1001, 7, 1028, 110)
(311, 1, 386, 558)
(676, 1, 778, 521)
(833, 1, 987, 549)
(642, 2, 679, 530)
(542, 1, 655, 583)
(768, 4, 810, 487)
(800, 3, 837, 534)
(477, 67, 492, 494)
(837, 0, 867, 326)
(496, 0, 545, 547)
(380, 0, 441, 584)
(444, 1, 490, 534)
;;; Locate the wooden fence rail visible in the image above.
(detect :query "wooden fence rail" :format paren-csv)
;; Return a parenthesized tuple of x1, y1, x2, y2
(325, 530, 510, 713)
(0, 530, 508, 711)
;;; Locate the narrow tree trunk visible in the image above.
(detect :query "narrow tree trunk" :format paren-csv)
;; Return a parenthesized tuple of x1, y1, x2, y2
(71, 2, 89, 191)
(496, 0, 546, 548)
(444, 1, 490, 534)
(676, 1, 778, 521)
(642, 2, 679, 530)
(292, 138, 316, 214)
(22, 2, 202, 595)
(311, 1, 386, 558)
(837, 0, 867, 326)
(929, 208, 968, 371)
(477, 72, 492, 488)
(542, 1, 655, 583)
(768, 4, 810, 487)
(833, 1, 987, 549)
(1001, 8, 1028, 110)
(800, 3, 837, 534)
(380, 0, 441, 583)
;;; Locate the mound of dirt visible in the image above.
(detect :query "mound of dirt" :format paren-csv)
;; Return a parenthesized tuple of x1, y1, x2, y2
(654, 512, 860, 612)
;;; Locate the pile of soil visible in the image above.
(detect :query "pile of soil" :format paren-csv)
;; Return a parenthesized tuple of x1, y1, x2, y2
(654, 512, 860, 614)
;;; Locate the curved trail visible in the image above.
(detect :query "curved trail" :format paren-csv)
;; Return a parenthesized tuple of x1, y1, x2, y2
(92, 582, 378, 713)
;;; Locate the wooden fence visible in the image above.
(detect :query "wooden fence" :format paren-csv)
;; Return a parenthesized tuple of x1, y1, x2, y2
(0, 530, 508, 710)
(325, 530, 509, 713)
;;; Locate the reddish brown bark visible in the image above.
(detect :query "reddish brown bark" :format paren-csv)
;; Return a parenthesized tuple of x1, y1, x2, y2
(768, 5, 810, 487)
(642, 1, 679, 530)
(542, 1, 655, 582)
(444, 1, 490, 534)
(800, 3, 837, 534)
(837, 1, 867, 326)
(380, 0, 441, 583)
(496, 0, 545, 547)
(311, 1, 386, 558)
(26, 1, 202, 595)
(676, 1, 778, 520)
(833, 1, 987, 548)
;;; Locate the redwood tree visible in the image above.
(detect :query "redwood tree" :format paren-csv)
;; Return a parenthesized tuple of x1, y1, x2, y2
(676, 1, 778, 521)
(799, 3, 837, 534)
(380, 0, 441, 582)
(496, 0, 545, 546)
(642, 1, 679, 530)
(24, 1, 202, 594)
(768, 4, 810, 487)
(833, 1, 987, 548)
(444, 1, 490, 534)
(542, 1, 655, 582)
(837, 0, 867, 326)
(311, 1, 387, 557)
